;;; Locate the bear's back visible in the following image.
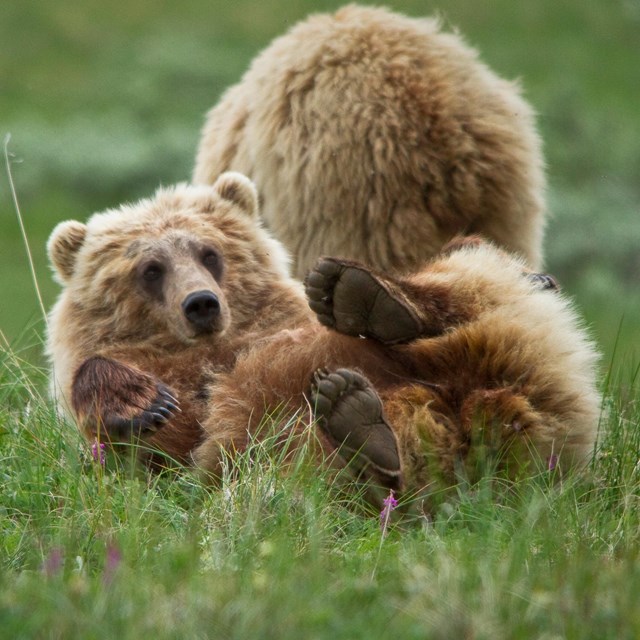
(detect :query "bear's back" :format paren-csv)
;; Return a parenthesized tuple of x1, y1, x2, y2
(194, 5, 546, 278)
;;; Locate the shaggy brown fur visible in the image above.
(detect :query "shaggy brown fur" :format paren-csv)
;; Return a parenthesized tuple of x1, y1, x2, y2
(192, 244, 600, 508)
(47, 175, 598, 512)
(193, 4, 546, 277)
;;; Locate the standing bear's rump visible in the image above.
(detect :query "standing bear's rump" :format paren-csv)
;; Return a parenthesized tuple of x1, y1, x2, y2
(193, 4, 546, 278)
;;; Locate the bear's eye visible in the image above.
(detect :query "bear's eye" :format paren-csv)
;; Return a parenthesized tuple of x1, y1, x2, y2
(142, 263, 164, 282)
(202, 248, 222, 276)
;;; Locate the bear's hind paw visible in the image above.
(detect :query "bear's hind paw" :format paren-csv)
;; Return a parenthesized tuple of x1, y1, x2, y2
(310, 368, 402, 490)
(304, 257, 423, 344)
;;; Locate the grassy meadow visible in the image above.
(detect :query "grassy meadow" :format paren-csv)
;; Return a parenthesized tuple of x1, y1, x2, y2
(1, 0, 640, 637)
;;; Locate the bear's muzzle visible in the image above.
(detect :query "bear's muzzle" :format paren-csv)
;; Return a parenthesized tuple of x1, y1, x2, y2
(182, 290, 221, 333)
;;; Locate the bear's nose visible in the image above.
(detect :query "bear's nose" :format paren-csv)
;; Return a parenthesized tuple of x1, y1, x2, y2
(182, 290, 220, 332)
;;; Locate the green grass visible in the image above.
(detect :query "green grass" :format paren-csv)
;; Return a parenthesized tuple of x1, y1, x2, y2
(1, 342, 640, 638)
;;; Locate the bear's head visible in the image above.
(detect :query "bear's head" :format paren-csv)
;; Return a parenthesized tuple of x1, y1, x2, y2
(47, 172, 294, 348)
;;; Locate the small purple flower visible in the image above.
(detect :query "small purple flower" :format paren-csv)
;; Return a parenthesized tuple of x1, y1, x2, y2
(548, 453, 559, 472)
(380, 490, 398, 536)
(103, 543, 122, 585)
(91, 440, 106, 465)
(42, 547, 64, 577)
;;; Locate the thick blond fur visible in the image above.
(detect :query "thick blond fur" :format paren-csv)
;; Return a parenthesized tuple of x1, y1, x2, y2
(193, 5, 546, 278)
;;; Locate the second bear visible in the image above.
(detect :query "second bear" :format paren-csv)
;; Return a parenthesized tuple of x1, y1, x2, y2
(194, 5, 547, 278)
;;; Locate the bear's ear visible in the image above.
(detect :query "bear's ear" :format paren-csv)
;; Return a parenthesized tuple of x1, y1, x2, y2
(212, 172, 258, 218)
(47, 220, 87, 283)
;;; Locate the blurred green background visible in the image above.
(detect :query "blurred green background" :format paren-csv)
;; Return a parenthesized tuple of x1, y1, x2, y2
(1, 0, 639, 364)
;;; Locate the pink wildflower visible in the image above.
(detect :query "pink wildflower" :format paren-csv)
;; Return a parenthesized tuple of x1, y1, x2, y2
(91, 440, 106, 465)
(548, 453, 559, 471)
(103, 543, 122, 585)
(379, 490, 398, 536)
(42, 546, 64, 578)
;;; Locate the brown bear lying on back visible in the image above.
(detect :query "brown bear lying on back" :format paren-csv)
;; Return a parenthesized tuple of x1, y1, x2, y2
(46, 173, 600, 510)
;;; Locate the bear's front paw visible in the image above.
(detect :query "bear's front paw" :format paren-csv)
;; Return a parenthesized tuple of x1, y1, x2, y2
(101, 382, 181, 439)
(71, 356, 181, 441)
(310, 367, 402, 492)
(304, 257, 424, 344)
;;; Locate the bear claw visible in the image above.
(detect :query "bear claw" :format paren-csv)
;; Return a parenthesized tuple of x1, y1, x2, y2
(102, 383, 180, 439)
(72, 357, 181, 442)
(526, 272, 559, 291)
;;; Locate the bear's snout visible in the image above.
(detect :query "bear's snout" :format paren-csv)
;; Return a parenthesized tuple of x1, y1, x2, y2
(182, 290, 221, 333)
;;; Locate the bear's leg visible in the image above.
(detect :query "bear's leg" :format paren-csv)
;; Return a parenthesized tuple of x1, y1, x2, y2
(305, 256, 560, 346)
(459, 387, 551, 479)
(72, 356, 180, 441)
(305, 258, 424, 343)
(310, 367, 403, 493)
